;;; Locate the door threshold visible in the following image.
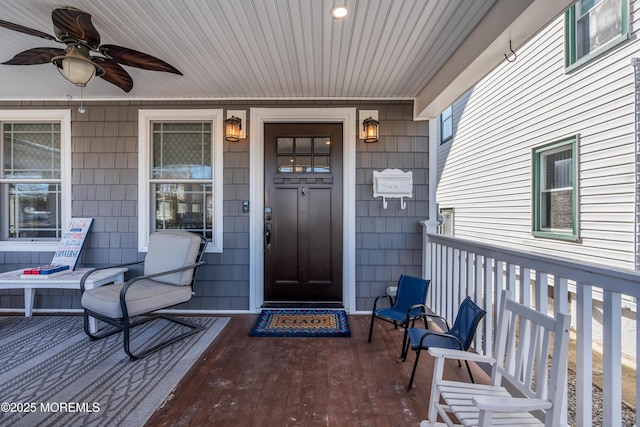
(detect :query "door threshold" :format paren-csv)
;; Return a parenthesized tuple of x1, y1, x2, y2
(262, 302, 344, 309)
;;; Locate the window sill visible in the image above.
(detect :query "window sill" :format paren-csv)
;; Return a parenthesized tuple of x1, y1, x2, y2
(532, 231, 579, 242)
(565, 33, 629, 74)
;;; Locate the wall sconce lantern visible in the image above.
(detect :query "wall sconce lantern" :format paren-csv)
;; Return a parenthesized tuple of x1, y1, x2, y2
(363, 117, 379, 143)
(225, 116, 242, 142)
(359, 110, 379, 143)
(225, 110, 246, 142)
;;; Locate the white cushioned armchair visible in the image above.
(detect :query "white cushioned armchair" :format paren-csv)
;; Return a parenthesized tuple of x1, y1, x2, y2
(80, 230, 208, 360)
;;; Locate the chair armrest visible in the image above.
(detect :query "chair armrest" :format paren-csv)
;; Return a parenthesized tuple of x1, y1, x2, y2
(472, 396, 552, 412)
(118, 261, 206, 317)
(418, 331, 463, 349)
(80, 260, 144, 292)
(428, 347, 496, 364)
(372, 294, 394, 311)
(404, 303, 426, 324)
(422, 312, 446, 322)
(413, 312, 451, 330)
(121, 261, 205, 290)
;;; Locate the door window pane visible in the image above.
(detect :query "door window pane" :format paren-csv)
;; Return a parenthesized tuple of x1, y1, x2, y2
(314, 156, 331, 172)
(314, 137, 331, 154)
(277, 156, 294, 172)
(276, 137, 293, 154)
(275, 136, 331, 173)
(296, 138, 312, 154)
(296, 156, 312, 172)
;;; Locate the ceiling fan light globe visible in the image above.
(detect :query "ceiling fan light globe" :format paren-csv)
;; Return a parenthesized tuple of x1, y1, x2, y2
(60, 56, 96, 86)
(52, 45, 103, 87)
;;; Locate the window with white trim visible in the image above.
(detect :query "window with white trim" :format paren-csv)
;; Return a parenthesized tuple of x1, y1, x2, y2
(138, 110, 223, 253)
(0, 110, 71, 251)
(533, 137, 578, 241)
(565, 0, 628, 69)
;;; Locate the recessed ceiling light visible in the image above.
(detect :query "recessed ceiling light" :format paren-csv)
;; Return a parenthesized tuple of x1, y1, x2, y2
(331, 5, 348, 19)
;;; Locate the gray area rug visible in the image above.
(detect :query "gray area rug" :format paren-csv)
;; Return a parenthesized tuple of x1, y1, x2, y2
(0, 315, 229, 427)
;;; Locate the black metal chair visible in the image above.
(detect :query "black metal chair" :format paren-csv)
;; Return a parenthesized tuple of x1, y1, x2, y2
(367, 274, 430, 359)
(405, 296, 486, 390)
(80, 230, 208, 360)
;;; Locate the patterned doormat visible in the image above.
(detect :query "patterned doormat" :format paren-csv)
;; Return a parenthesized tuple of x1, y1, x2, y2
(0, 315, 228, 427)
(248, 309, 351, 337)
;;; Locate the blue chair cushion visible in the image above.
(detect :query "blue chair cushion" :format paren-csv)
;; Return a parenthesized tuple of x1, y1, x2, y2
(376, 306, 424, 324)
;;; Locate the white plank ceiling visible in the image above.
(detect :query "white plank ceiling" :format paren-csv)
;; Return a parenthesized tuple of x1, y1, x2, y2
(0, 0, 572, 117)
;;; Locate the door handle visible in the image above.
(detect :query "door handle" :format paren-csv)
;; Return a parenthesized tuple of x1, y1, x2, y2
(264, 223, 272, 251)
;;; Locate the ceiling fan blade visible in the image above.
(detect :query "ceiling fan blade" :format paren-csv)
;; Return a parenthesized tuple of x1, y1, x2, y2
(52, 7, 100, 50)
(0, 19, 57, 41)
(2, 47, 65, 65)
(100, 45, 183, 75)
(95, 59, 133, 92)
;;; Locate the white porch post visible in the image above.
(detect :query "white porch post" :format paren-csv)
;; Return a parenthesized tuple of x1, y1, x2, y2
(422, 118, 439, 308)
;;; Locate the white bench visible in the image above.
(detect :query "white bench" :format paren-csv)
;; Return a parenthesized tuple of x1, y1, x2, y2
(0, 267, 127, 332)
(422, 289, 571, 427)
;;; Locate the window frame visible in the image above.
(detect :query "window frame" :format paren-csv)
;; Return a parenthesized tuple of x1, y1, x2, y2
(440, 105, 453, 144)
(532, 136, 579, 241)
(138, 109, 224, 253)
(439, 207, 455, 237)
(0, 110, 71, 252)
(565, 0, 629, 71)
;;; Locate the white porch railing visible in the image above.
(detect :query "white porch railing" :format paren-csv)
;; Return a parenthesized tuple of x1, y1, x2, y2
(422, 228, 639, 427)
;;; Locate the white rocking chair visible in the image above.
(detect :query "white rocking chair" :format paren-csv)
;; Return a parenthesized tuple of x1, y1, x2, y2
(422, 290, 571, 427)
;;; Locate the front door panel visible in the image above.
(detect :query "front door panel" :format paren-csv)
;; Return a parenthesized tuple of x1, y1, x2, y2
(264, 123, 343, 305)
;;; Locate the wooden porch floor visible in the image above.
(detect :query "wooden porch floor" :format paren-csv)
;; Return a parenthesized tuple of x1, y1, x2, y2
(146, 314, 488, 427)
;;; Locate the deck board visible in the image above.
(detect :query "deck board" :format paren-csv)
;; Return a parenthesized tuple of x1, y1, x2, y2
(146, 314, 483, 426)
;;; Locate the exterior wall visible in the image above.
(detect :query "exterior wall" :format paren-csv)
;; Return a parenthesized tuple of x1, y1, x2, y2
(0, 100, 427, 313)
(436, 3, 640, 270)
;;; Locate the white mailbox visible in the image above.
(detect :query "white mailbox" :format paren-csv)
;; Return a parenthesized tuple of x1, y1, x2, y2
(372, 169, 413, 209)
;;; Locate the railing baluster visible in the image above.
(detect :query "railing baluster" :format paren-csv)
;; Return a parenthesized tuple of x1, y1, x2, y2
(576, 284, 593, 427)
(452, 247, 460, 321)
(484, 257, 493, 355)
(445, 244, 451, 319)
(554, 277, 569, 427)
(430, 241, 437, 310)
(603, 290, 622, 427)
(535, 272, 549, 314)
(521, 268, 531, 307)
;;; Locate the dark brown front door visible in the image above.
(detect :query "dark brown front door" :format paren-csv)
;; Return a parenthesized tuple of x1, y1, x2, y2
(263, 123, 343, 306)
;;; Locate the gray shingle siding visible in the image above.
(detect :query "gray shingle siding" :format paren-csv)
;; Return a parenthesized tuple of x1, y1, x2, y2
(0, 100, 428, 313)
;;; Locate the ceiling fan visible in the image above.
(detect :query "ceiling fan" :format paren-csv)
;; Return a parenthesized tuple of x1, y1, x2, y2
(0, 6, 182, 92)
